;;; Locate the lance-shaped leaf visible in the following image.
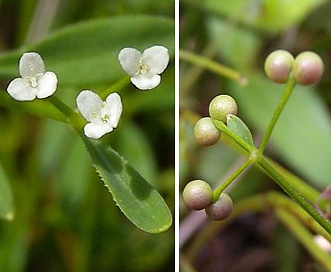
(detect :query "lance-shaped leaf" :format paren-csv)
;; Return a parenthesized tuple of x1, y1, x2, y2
(82, 138, 172, 233)
(227, 114, 255, 147)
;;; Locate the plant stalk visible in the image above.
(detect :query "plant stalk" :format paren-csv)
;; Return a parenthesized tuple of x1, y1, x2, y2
(256, 155, 331, 236)
(258, 76, 297, 154)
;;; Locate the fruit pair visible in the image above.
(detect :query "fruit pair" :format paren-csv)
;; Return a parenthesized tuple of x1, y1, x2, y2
(194, 94, 238, 146)
(183, 180, 233, 221)
(264, 50, 324, 85)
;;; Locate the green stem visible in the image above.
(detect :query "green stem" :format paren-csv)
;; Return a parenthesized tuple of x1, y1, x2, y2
(100, 76, 130, 99)
(48, 96, 85, 132)
(258, 76, 297, 154)
(179, 49, 247, 86)
(212, 158, 252, 202)
(48, 96, 76, 119)
(212, 108, 330, 234)
(266, 192, 331, 242)
(256, 155, 331, 236)
(266, 158, 320, 204)
(276, 209, 331, 271)
(180, 43, 218, 98)
(213, 119, 255, 153)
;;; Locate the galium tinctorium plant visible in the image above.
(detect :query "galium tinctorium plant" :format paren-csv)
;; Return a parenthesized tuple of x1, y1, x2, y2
(183, 50, 331, 244)
(3, 44, 172, 234)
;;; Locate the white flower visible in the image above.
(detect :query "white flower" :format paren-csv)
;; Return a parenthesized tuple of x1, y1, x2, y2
(76, 90, 122, 139)
(7, 52, 58, 101)
(118, 45, 169, 90)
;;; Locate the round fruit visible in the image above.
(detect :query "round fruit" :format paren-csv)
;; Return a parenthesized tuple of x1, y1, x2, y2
(209, 95, 238, 123)
(205, 193, 233, 220)
(194, 117, 221, 146)
(183, 180, 213, 211)
(264, 50, 294, 84)
(292, 51, 324, 85)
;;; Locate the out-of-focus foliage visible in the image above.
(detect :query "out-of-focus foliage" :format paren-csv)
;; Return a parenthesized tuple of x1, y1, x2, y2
(0, 0, 174, 271)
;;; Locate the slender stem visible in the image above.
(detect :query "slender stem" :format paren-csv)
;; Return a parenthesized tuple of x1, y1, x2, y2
(276, 209, 331, 271)
(256, 155, 331, 235)
(213, 119, 255, 153)
(48, 96, 76, 119)
(179, 49, 247, 86)
(48, 96, 85, 132)
(180, 43, 218, 98)
(258, 76, 297, 154)
(266, 192, 331, 242)
(266, 157, 320, 204)
(100, 76, 130, 99)
(212, 158, 252, 201)
(213, 112, 327, 229)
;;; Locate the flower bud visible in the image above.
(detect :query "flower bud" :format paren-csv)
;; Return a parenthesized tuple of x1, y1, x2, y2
(292, 51, 324, 86)
(183, 180, 213, 210)
(264, 50, 294, 84)
(205, 193, 233, 220)
(209, 95, 238, 123)
(194, 117, 221, 146)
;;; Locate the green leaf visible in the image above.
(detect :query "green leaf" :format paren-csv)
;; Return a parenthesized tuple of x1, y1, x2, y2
(227, 114, 255, 147)
(82, 138, 172, 233)
(0, 163, 14, 221)
(114, 122, 158, 187)
(0, 15, 174, 87)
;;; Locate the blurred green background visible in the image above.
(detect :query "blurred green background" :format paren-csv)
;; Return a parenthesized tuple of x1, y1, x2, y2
(0, 0, 174, 271)
(180, 0, 331, 271)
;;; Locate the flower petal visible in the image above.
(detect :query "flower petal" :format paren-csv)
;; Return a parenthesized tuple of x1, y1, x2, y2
(76, 90, 103, 122)
(19, 52, 45, 78)
(84, 122, 113, 139)
(141, 45, 169, 75)
(131, 74, 161, 90)
(118, 48, 141, 76)
(7, 78, 37, 101)
(36, 71, 58, 99)
(104, 93, 122, 127)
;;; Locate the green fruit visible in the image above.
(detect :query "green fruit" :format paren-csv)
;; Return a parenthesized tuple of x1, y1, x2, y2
(264, 50, 294, 84)
(183, 180, 213, 211)
(209, 95, 238, 123)
(194, 117, 221, 146)
(292, 51, 324, 86)
(205, 193, 233, 220)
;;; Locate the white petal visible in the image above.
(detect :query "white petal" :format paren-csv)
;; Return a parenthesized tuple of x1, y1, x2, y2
(36, 71, 58, 99)
(84, 122, 113, 139)
(7, 78, 37, 101)
(76, 90, 103, 122)
(19, 52, 45, 78)
(118, 48, 141, 76)
(131, 74, 161, 90)
(141, 45, 169, 75)
(104, 93, 122, 127)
